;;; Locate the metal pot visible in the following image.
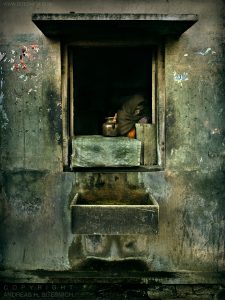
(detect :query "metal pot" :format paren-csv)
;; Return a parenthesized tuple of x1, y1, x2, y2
(102, 117, 118, 137)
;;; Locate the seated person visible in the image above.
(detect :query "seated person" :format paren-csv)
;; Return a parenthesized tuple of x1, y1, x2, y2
(117, 94, 150, 138)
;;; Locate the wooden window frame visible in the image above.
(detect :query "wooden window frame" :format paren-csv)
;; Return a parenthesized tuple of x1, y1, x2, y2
(62, 41, 165, 171)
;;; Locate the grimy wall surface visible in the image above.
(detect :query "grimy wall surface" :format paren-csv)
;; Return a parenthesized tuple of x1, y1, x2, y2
(0, 0, 224, 278)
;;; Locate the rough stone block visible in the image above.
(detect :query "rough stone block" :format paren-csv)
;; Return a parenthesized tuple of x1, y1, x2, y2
(176, 285, 193, 297)
(147, 285, 176, 299)
(193, 285, 218, 295)
(71, 135, 141, 167)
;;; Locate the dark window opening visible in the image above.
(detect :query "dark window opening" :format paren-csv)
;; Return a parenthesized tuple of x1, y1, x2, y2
(73, 47, 152, 136)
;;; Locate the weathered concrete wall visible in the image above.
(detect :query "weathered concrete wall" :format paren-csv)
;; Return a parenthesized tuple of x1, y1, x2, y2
(0, 0, 224, 279)
(0, 36, 62, 171)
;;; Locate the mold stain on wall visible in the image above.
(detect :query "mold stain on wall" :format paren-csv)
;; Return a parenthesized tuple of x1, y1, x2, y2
(0, 36, 62, 170)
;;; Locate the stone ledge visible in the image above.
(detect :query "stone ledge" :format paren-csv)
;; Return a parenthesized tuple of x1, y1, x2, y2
(71, 135, 141, 167)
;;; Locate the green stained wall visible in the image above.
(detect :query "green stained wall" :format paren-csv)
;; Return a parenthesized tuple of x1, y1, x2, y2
(0, 0, 224, 279)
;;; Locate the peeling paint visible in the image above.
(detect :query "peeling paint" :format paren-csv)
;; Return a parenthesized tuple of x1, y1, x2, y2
(196, 47, 216, 56)
(3, 44, 43, 97)
(173, 71, 189, 86)
(28, 88, 37, 94)
(211, 128, 221, 135)
(8, 44, 40, 72)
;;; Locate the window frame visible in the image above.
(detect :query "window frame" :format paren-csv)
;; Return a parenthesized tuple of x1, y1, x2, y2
(62, 40, 165, 171)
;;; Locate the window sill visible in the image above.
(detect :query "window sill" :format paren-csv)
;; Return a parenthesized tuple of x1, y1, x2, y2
(64, 165, 163, 173)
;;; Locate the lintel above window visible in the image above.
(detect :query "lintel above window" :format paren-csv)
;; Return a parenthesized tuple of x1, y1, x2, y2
(32, 13, 198, 38)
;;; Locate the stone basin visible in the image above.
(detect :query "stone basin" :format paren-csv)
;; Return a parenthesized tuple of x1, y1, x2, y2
(71, 189, 159, 235)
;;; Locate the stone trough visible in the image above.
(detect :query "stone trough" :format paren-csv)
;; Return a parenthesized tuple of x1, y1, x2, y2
(71, 189, 159, 235)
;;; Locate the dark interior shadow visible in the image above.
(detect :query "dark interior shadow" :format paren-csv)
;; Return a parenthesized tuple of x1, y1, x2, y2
(74, 258, 149, 272)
